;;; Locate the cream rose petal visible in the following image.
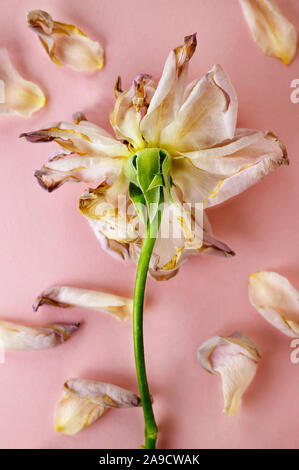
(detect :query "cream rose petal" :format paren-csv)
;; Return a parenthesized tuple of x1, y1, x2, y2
(33, 286, 132, 321)
(34, 152, 123, 192)
(110, 74, 156, 150)
(198, 331, 261, 416)
(20, 118, 130, 158)
(249, 271, 299, 337)
(140, 34, 197, 147)
(0, 320, 79, 350)
(54, 378, 141, 435)
(180, 129, 288, 208)
(159, 64, 238, 153)
(0, 49, 45, 117)
(239, 0, 297, 65)
(27, 10, 104, 72)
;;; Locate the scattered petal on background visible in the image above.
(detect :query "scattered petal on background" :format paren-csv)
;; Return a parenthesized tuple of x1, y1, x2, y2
(27, 10, 104, 72)
(239, 0, 297, 65)
(0, 49, 45, 117)
(198, 331, 261, 416)
(33, 286, 133, 321)
(0, 320, 79, 350)
(55, 378, 141, 434)
(249, 271, 299, 337)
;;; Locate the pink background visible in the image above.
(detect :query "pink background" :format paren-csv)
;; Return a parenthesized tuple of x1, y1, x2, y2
(0, 0, 298, 449)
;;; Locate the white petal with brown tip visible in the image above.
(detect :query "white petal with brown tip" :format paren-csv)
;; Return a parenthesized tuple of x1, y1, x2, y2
(198, 331, 261, 416)
(54, 378, 141, 435)
(249, 271, 299, 337)
(0, 49, 45, 117)
(239, 0, 297, 65)
(33, 286, 133, 321)
(27, 10, 104, 72)
(0, 320, 79, 350)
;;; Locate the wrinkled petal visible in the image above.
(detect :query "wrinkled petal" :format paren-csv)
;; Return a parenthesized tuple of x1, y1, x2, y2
(249, 271, 299, 337)
(110, 74, 156, 150)
(54, 378, 141, 434)
(20, 118, 130, 158)
(0, 49, 45, 117)
(33, 286, 133, 321)
(0, 320, 79, 350)
(198, 331, 261, 415)
(180, 129, 288, 208)
(20, 117, 130, 191)
(27, 10, 104, 72)
(239, 0, 297, 65)
(159, 64, 238, 153)
(34, 151, 123, 192)
(79, 176, 139, 244)
(140, 34, 197, 147)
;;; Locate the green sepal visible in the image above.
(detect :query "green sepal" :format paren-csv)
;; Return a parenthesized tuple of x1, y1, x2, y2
(129, 182, 147, 226)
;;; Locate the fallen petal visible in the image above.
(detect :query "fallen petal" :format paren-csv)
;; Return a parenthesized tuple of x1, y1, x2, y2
(249, 271, 299, 337)
(198, 331, 261, 415)
(33, 286, 133, 321)
(0, 320, 79, 350)
(27, 10, 104, 72)
(0, 49, 45, 117)
(239, 0, 297, 65)
(54, 378, 140, 434)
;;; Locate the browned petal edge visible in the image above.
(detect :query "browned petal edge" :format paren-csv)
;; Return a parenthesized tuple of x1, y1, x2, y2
(72, 111, 87, 124)
(175, 33, 197, 72)
(33, 295, 72, 312)
(266, 131, 289, 165)
(132, 74, 153, 111)
(202, 232, 235, 257)
(113, 76, 123, 98)
(26, 10, 54, 35)
(19, 131, 55, 143)
(34, 169, 79, 192)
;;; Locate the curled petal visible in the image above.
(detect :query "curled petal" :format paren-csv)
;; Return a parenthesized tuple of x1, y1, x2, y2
(64, 378, 141, 408)
(239, 0, 297, 65)
(198, 331, 261, 415)
(34, 152, 123, 192)
(159, 64, 238, 153)
(0, 320, 79, 350)
(140, 34, 197, 147)
(20, 119, 130, 158)
(181, 129, 288, 208)
(27, 10, 104, 72)
(0, 49, 45, 117)
(54, 378, 141, 434)
(249, 271, 299, 337)
(110, 74, 156, 150)
(33, 286, 133, 321)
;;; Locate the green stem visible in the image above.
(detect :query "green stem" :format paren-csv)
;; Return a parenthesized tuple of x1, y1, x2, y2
(133, 222, 159, 449)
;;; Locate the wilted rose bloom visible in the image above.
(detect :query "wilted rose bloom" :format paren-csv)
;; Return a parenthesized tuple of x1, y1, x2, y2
(21, 34, 288, 279)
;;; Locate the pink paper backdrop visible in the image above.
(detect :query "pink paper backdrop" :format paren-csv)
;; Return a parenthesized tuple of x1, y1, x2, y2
(0, 0, 298, 449)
